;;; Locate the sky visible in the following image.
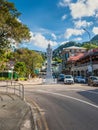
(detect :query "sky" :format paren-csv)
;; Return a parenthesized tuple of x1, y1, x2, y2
(9, 0, 98, 51)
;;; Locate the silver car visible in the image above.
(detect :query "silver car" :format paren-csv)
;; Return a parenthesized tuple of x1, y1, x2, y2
(88, 76, 98, 86)
(64, 75, 74, 84)
(74, 76, 86, 83)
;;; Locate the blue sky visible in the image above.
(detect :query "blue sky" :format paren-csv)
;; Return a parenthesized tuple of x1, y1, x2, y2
(9, 0, 98, 51)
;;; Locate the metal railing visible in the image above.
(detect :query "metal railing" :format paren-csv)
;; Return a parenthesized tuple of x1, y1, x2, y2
(0, 81, 24, 100)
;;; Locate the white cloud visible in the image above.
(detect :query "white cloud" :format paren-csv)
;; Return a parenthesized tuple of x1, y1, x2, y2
(61, 14, 67, 21)
(73, 37, 82, 41)
(35, 28, 57, 40)
(64, 28, 84, 39)
(60, 41, 69, 45)
(38, 28, 51, 34)
(70, 0, 98, 19)
(58, 0, 72, 7)
(51, 33, 57, 40)
(30, 32, 57, 49)
(59, 0, 98, 19)
(92, 27, 98, 35)
(95, 12, 98, 18)
(74, 20, 93, 28)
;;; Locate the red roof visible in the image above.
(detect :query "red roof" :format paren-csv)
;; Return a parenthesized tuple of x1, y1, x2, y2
(68, 53, 84, 62)
(67, 48, 98, 62)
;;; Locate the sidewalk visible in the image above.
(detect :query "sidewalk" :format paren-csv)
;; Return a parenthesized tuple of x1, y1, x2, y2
(0, 93, 34, 130)
(18, 78, 43, 85)
(18, 78, 58, 85)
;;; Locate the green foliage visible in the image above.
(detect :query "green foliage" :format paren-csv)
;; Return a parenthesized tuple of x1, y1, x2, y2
(13, 48, 44, 77)
(82, 43, 98, 50)
(14, 62, 27, 77)
(0, 0, 31, 49)
(53, 57, 62, 63)
(41, 53, 46, 61)
(0, 50, 8, 71)
(91, 34, 98, 42)
(53, 41, 80, 58)
(18, 77, 27, 81)
(0, 77, 10, 81)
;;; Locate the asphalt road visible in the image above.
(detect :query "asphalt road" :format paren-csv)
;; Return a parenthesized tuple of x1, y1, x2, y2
(25, 83, 98, 130)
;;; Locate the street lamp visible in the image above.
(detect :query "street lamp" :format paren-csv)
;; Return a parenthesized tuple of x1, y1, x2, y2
(82, 28, 93, 75)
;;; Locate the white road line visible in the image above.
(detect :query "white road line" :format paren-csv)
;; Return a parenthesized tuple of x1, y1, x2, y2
(87, 90, 98, 95)
(57, 88, 85, 91)
(37, 90, 98, 109)
(55, 88, 98, 95)
(66, 89, 98, 95)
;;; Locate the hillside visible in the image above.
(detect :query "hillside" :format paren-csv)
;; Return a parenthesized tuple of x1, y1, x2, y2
(91, 34, 98, 42)
(53, 41, 80, 58)
(53, 35, 98, 58)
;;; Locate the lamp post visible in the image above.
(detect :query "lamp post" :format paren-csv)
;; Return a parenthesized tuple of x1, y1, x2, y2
(82, 28, 93, 75)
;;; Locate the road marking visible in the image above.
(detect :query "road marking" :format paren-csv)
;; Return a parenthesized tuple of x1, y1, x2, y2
(87, 90, 98, 95)
(37, 90, 98, 109)
(53, 88, 98, 95)
(65, 89, 98, 95)
(26, 96, 49, 130)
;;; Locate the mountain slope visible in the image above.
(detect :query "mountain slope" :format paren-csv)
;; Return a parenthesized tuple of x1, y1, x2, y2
(91, 34, 98, 41)
(53, 41, 80, 57)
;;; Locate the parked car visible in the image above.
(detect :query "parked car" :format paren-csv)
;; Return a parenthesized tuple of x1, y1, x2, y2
(74, 76, 86, 83)
(88, 76, 98, 86)
(57, 74, 65, 82)
(64, 75, 74, 84)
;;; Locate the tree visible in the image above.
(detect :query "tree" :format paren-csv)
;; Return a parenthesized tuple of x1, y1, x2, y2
(53, 57, 62, 63)
(82, 43, 98, 50)
(0, 50, 9, 71)
(13, 48, 44, 77)
(14, 62, 27, 77)
(0, 0, 31, 49)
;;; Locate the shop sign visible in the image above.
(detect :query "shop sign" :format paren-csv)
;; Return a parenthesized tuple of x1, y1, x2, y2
(88, 65, 92, 72)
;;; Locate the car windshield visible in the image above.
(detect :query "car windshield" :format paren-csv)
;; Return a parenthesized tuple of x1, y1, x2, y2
(93, 77, 98, 80)
(76, 76, 83, 78)
(59, 74, 65, 77)
(65, 75, 72, 78)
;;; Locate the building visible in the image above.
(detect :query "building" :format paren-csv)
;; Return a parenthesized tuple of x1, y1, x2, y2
(66, 48, 98, 77)
(61, 46, 86, 73)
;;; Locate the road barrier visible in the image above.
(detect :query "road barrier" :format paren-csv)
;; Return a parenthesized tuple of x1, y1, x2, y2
(0, 81, 24, 100)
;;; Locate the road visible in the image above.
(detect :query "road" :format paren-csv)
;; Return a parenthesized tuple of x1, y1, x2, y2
(25, 83, 98, 130)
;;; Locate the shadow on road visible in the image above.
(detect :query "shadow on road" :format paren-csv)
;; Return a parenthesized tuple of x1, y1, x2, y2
(77, 88, 98, 105)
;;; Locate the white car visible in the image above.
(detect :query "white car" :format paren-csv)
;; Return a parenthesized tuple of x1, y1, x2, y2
(64, 75, 74, 84)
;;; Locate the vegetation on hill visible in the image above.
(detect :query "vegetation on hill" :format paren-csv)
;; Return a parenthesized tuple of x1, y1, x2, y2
(91, 34, 98, 42)
(53, 35, 98, 60)
(82, 42, 98, 50)
(53, 41, 80, 58)
(81, 34, 98, 49)
(52, 41, 82, 61)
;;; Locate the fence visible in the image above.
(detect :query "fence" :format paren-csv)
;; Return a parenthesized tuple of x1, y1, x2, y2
(0, 81, 24, 100)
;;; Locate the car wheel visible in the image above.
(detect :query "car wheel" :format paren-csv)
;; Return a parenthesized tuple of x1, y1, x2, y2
(88, 83, 90, 86)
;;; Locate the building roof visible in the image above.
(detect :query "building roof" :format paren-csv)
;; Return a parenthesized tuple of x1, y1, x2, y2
(64, 46, 86, 50)
(68, 48, 98, 62)
(68, 53, 84, 62)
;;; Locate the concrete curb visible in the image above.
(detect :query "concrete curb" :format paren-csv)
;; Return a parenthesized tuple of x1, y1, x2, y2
(0, 93, 35, 130)
(20, 105, 35, 130)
